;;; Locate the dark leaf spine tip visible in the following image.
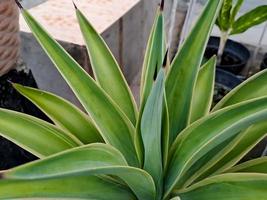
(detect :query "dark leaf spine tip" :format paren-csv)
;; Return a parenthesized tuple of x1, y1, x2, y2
(14, 0, 23, 9)
(162, 49, 169, 68)
(153, 64, 158, 81)
(160, 0, 165, 11)
(7, 79, 13, 85)
(72, 1, 78, 9)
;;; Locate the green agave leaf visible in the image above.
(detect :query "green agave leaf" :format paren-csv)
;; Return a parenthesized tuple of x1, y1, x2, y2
(230, 0, 244, 24)
(3, 144, 128, 178)
(194, 121, 267, 180)
(76, 8, 137, 125)
(13, 83, 103, 144)
(20, 8, 139, 167)
(228, 156, 267, 173)
(177, 134, 240, 188)
(141, 69, 165, 198)
(165, 96, 267, 197)
(135, 9, 165, 164)
(0, 108, 81, 158)
(165, 0, 222, 143)
(231, 5, 267, 35)
(2, 144, 156, 200)
(219, 0, 233, 31)
(162, 91, 170, 171)
(190, 56, 216, 123)
(140, 9, 165, 105)
(178, 173, 267, 200)
(213, 69, 267, 111)
(0, 175, 136, 200)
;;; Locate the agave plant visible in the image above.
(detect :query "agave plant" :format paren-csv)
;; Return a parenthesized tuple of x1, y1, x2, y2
(216, 0, 267, 62)
(0, 0, 267, 199)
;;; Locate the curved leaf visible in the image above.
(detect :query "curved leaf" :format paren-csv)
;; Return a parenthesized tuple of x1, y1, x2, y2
(140, 10, 165, 105)
(213, 69, 267, 111)
(231, 5, 267, 35)
(165, 96, 267, 196)
(141, 69, 165, 197)
(177, 134, 240, 188)
(194, 121, 267, 180)
(2, 144, 156, 200)
(20, 8, 139, 167)
(76, 8, 137, 125)
(3, 144, 128, 178)
(178, 173, 267, 200)
(165, 0, 222, 143)
(190, 56, 216, 123)
(162, 91, 170, 170)
(228, 157, 267, 173)
(0, 175, 136, 200)
(13, 83, 103, 144)
(136, 9, 165, 164)
(0, 108, 81, 158)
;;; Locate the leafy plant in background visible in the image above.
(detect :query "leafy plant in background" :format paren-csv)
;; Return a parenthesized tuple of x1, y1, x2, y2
(0, 0, 267, 199)
(216, 0, 267, 63)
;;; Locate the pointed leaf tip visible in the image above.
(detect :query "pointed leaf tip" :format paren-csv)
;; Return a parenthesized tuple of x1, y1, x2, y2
(11, 82, 23, 91)
(14, 0, 23, 9)
(6, 79, 14, 85)
(160, 0, 165, 11)
(72, 1, 77, 9)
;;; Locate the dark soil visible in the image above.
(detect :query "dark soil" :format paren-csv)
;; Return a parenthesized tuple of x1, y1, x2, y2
(213, 83, 232, 107)
(0, 65, 50, 170)
(261, 54, 267, 70)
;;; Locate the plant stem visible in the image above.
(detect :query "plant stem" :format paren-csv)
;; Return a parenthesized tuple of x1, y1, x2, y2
(217, 31, 229, 64)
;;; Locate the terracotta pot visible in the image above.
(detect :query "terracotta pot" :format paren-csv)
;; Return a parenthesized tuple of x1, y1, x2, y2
(0, 0, 20, 75)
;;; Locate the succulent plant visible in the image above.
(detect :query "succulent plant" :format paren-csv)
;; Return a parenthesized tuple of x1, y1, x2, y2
(216, 0, 267, 63)
(0, 0, 267, 199)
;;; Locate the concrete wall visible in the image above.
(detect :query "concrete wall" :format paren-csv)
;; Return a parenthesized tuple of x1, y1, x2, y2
(20, 0, 187, 106)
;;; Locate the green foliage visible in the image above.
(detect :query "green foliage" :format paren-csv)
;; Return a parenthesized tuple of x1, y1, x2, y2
(0, 0, 267, 199)
(231, 5, 267, 35)
(217, 0, 233, 31)
(217, 0, 267, 35)
(216, 0, 267, 62)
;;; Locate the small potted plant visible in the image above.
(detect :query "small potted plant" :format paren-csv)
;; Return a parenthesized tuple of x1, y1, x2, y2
(205, 0, 267, 74)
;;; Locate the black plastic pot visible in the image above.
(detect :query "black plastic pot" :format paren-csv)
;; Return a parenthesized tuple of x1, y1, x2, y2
(213, 69, 242, 105)
(260, 53, 267, 70)
(205, 36, 250, 75)
(0, 66, 50, 170)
